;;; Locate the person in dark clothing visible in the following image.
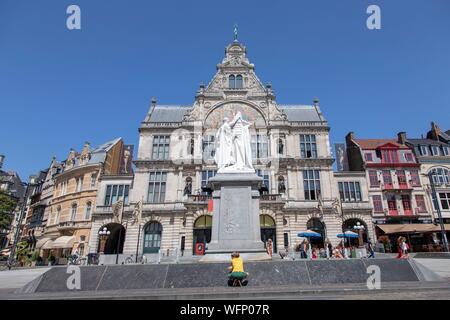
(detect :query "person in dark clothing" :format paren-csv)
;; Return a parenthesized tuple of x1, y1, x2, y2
(367, 238, 375, 258)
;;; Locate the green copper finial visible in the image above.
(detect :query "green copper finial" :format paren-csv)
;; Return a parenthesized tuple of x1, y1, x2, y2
(233, 24, 238, 42)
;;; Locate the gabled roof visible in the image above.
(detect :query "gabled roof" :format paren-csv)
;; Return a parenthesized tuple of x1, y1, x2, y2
(145, 105, 191, 123)
(355, 139, 407, 150)
(278, 105, 325, 122)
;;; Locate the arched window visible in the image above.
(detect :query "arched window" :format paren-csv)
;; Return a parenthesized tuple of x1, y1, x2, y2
(430, 168, 450, 184)
(228, 75, 235, 89)
(235, 75, 243, 89)
(194, 215, 212, 228)
(84, 202, 92, 220)
(143, 222, 162, 253)
(70, 203, 77, 221)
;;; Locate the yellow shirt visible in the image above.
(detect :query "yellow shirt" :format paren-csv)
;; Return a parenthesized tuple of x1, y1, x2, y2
(231, 257, 244, 272)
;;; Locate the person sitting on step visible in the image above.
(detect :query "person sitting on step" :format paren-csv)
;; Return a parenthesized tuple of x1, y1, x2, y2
(227, 251, 248, 286)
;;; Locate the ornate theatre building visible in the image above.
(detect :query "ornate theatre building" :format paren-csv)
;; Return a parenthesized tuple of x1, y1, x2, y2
(89, 39, 373, 261)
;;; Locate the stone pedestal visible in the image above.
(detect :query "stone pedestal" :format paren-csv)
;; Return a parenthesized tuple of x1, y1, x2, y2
(205, 172, 265, 254)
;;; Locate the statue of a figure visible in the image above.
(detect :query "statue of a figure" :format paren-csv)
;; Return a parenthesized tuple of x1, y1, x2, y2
(214, 117, 234, 169)
(183, 179, 192, 196)
(215, 112, 254, 173)
(229, 112, 253, 171)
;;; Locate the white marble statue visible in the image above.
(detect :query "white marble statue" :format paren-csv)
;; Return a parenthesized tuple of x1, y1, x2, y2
(214, 117, 234, 169)
(215, 112, 254, 173)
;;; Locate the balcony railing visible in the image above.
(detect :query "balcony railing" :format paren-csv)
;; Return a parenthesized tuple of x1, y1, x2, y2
(260, 194, 284, 202)
(187, 194, 211, 203)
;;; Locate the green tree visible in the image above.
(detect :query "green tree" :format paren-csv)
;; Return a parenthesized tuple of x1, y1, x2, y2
(0, 191, 18, 230)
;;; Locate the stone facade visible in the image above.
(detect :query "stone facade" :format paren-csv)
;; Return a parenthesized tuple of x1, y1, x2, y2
(90, 40, 372, 259)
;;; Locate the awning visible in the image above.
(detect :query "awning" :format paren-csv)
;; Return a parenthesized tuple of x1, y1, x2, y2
(35, 237, 52, 249)
(376, 224, 450, 235)
(42, 240, 54, 250)
(51, 236, 75, 249)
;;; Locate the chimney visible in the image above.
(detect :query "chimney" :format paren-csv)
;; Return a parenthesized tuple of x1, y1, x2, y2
(0, 155, 4, 170)
(430, 121, 441, 141)
(397, 132, 407, 145)
(345, 132, 355, 146)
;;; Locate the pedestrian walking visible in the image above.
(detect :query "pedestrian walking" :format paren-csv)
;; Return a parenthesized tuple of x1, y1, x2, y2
(367, 238, 375, 258)
(266, 239, 273, 258)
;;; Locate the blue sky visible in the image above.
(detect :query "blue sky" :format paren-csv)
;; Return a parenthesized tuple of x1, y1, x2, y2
(1, 0, 450, 179)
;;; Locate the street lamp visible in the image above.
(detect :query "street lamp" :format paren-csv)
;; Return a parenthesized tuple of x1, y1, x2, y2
(353, 221, 365, 248)
(98, 227, 111, 254)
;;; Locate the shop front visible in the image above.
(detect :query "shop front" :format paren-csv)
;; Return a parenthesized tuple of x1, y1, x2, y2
(376, 223, 450, 252)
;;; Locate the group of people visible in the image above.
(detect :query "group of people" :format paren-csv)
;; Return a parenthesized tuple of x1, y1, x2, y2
(396, 236, 410, 259)
(293, 238, 376, 259)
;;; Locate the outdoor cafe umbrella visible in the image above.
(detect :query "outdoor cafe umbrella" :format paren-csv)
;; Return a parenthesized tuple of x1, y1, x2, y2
(298, 230, 322, 259)
(337, 231, 359, 258)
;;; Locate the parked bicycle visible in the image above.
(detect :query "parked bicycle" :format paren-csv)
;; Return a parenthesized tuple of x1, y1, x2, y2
(124, 254, 147, 265)
(68, 254, 87, 265)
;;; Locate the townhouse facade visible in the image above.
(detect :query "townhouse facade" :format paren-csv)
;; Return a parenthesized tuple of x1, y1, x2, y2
(39, 139, 132, 262)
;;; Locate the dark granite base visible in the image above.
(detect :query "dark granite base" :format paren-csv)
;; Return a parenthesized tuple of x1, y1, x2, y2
(25, 259, 423, 294)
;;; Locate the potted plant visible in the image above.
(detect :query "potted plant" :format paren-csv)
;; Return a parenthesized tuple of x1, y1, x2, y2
(48, 255, 56, 266)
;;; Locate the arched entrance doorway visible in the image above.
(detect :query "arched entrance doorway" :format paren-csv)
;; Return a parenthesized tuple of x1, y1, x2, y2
(342, 218, 368, 246)
(306, 218, 326, 248)
(260, 215, 277, 253)
(193, 215, 212, 255)
(98, 223, 126, 254)
(143, 221, 162, 253)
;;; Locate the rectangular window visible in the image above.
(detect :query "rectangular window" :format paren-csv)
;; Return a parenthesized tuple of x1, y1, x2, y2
(404, 153, 414, 162)
(104, 185, 130, 206)
(202, 135, 215, 160)
(420, 146, 428, 156)
(257, 170, 270, 192)
(76, 177, 83, 192)
(369, 170, 379, 187)
(364, 153, 373, 162)
(415, 195, 427, 213)
(303, 170, 321, 200)
(410, 170, 421, 187)
(152, 135, 170, 160)
(443, 147, 450, 156)
(440, 193, 450, 210)
(401, 195, 411, 215)
(382, 170, 392, 188)
(397, 170, 407, 188)
(382, 150, 398, 163)
(84, 203, 92, 220)
(338, 182, 362, 202)
(251, 134, 268, 159)
(147, 172, 167, 203)
(387, 195, 398, 215)
(201, 170, 217, 194)
(372, 195, 383, 213)
(90, 173, 97, 188)
(300, 135, 317, 159)
(431, 146, 440, 156)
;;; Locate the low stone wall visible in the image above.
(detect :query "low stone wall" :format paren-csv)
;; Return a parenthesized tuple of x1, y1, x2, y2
(19, 259, 423, 294)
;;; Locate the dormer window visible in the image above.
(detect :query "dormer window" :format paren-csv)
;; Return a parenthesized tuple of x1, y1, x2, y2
(420, 145, 428, 156)
(228, 74, 243, 89)
(443, 146, 450, 156)
(431, 145, 439, 156)
(404, 152, 414, 162)
(364, 153, 373, 162)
